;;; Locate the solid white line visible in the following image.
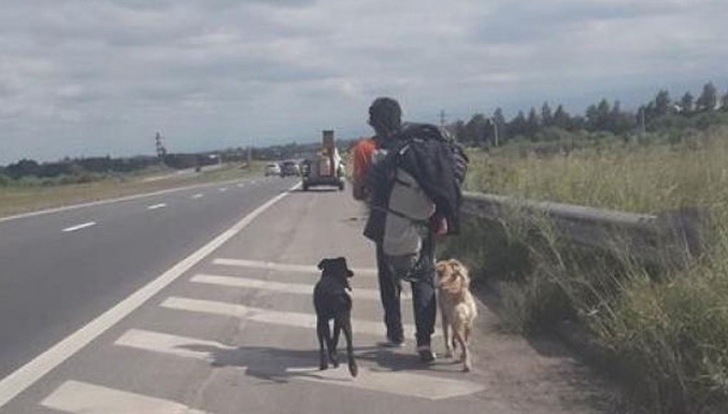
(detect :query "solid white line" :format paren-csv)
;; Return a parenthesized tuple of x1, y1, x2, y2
(0, 183, 299, 409)
(62, 222, 97, 232)
(213, 258, 378, 277)
(0, 178, 248, 223)
(190, 274, 410, 300)
(159, 297, 429, 338)
(40, 380, 208, 414)
(147, 203, 167, 210)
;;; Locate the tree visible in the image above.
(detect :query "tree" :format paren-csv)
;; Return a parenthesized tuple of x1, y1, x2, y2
(586, 99, 611, 131)
(527, 107, 540, 139)
(654, 90, 671, 117)
(508, 111, 528, 138)
(552, 104, 572, 130)
(541, 102, 553, 127)
(696, 82, 718, 111)
(721, 91, 728, 112)
(610, 101, 633, 134)
(680, 92, 694, 113)
(465, 114, 489, 147)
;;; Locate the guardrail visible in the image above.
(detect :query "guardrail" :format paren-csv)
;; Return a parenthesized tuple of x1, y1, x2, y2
(460, 191, 707, 267)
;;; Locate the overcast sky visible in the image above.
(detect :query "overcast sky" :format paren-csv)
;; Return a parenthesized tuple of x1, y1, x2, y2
(1, 0, 726, 165)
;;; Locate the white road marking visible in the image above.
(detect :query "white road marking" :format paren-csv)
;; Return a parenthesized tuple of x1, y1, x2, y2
(236, 183, 244, 188)
(62, 222, 97, 232)
(147, 203, 167, 210)
(192, 193, 203, 199)
(285, 367, 485, 400)
(0, 183, 299, 409)
(113, 330, 481, 401)
(114, 329, 237, 362)
(190, 274, 411, 300)
(41, 380, 207, 414)
(213, 258, 378, 277)
(159, 297, 429, 338)
(219, 188, 227, 192)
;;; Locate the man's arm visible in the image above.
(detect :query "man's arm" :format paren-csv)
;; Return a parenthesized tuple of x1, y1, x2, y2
(351, 139, 376, 201)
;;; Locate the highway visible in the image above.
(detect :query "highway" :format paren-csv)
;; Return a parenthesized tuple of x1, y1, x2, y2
(0, 177, 614, 413)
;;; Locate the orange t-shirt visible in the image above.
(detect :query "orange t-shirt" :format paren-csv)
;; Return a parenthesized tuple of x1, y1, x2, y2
(351, 137, 378, 200)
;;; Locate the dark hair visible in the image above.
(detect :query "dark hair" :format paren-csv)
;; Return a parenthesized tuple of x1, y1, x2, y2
(368, 97, 402, 136)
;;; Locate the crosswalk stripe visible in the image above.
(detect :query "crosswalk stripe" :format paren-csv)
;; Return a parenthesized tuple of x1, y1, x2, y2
(40, 380, 207, 414)
(159, 297, 433, 339)
(114, 329, 235, 362)
(114, 329, 236, 362)
(114, 330, 483, 401)
(213, 258, 378, 276)
(285, 367, 486, 400)
(190, 274, 411, 300)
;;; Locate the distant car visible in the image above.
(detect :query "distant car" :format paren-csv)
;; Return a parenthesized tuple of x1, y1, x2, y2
(280, 160, 300, 177)
(264, 163, 281, 176)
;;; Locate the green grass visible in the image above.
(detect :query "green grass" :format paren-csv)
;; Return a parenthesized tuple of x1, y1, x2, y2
(444, 126, 728, 413)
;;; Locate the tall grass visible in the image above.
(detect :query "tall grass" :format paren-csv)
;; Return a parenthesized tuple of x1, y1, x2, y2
(446, 126, 728, 413)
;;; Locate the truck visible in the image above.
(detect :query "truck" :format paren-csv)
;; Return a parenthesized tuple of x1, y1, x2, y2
(300, 130, 345, 191)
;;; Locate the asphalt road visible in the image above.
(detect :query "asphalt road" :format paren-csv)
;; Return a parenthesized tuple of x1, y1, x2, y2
(0, 178, 616, 414)
(0, 176, 296, 380)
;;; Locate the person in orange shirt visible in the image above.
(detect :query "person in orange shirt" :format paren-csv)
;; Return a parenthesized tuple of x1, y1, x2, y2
(351, 97, 438, 362)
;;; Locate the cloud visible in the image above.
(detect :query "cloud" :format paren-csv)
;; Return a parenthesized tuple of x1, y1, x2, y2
(0, 0, 726, 164)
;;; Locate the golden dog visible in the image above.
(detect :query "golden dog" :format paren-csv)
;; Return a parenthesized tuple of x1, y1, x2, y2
(436, 259, 477, 372)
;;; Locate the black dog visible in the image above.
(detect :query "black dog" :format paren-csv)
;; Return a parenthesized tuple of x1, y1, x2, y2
(313, 257, 358, 377)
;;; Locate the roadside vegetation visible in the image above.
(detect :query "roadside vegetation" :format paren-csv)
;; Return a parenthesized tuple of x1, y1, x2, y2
(442, 86, 728, 413)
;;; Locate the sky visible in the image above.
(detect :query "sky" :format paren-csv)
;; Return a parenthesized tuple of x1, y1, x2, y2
(1, 0, 727, 165)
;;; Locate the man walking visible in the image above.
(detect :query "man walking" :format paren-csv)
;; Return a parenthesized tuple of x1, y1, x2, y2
(351, 97, 446, 362)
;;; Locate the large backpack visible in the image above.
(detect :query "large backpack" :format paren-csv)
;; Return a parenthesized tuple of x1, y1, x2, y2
(365, 123, 469, 239)
(394, 123, 468, 189)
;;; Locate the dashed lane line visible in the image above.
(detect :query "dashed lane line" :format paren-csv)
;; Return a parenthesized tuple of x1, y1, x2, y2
(62, 222, 97, 232)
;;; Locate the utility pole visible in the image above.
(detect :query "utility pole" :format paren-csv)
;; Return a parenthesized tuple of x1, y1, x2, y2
(440, 110, 446, 127)
(487, 117, 499, 147)
(155, 132, 167, 160)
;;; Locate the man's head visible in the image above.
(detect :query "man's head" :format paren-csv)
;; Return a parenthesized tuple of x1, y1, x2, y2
(368, 97, 402, 137)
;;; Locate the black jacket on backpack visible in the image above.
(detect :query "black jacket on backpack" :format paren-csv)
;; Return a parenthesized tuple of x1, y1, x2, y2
(363, 123, 464, 244)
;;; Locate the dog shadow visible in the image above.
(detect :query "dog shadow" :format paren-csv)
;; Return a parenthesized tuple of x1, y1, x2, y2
(176, 343, 451, 384)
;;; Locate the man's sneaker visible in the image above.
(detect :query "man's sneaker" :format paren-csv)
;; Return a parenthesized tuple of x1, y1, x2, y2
(417, 345, 436, 363)
(380, 334, 404, 348)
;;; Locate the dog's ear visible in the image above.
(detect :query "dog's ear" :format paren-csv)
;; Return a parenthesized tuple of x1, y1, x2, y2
(435, 260, 448, 275)
(318, 259, 329, 270)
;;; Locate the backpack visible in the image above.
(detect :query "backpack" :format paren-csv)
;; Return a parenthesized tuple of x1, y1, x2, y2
(365, 123, 469, 239)
(393, 123, 468, 189)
